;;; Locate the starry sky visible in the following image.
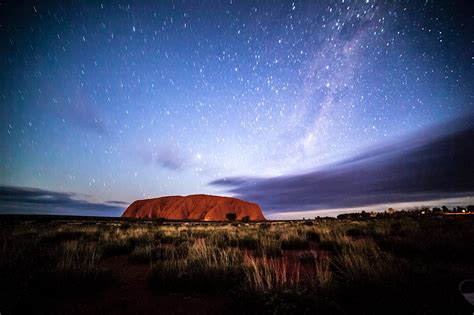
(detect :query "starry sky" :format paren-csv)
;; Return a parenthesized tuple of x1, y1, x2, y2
(1, 1, 473, 218)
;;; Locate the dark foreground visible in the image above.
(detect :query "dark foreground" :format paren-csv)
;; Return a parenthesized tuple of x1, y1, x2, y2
(1, 214, 473, 314)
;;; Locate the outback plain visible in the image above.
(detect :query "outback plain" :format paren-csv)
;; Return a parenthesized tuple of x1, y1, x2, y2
(1, 211, 473, 314)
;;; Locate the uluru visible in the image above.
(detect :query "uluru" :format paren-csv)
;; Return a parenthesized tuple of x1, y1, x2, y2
(121, 194, 266, 221)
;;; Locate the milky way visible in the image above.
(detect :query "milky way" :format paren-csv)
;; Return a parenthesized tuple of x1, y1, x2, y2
(1, 1, 472, 217)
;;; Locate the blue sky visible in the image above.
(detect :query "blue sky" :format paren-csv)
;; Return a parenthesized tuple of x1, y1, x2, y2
(1, 1, 472, 218)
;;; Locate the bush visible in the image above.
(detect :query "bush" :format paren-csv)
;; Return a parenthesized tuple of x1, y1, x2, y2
(306, 231, 321, 242)
(297, 252, 316, 264)
(255, 239, 282, 258)
(346, 228, 366, 238)
(238, 236, 258, 250)
(41, 230, 85, 242)
(159, 235, 177, 244)
(259, 223, 271, 230)
(226, 213, 237, 221)
(129, 245, 156, 264)
(100, 239, 135, 257)
(389, 222, 404, 236)
(281, 238, 310, 250)
(53, 242, 112, 292)
(319, 240, 342, 253)
(150, 242, 244, 292)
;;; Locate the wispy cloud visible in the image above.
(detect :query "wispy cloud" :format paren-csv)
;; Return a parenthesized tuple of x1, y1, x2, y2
(0, 186, 125, 216)
(37, 83, 109, 135)
(211, 116, 474, 213)
(153, 147, 188, 171)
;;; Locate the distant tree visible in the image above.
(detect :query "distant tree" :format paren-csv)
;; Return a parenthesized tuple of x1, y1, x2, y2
(241, 216, 250, 223)
(432, 207, 442, 213)
(226, 212, 237, 221)
(387, 207, 395, 214)
(442, 206, 449, 212)
(456, 206, 467, 213)
(467, 205, 474, 213)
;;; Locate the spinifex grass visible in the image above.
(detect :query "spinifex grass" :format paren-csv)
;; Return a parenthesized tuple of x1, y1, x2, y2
(1, 215, 473, 314)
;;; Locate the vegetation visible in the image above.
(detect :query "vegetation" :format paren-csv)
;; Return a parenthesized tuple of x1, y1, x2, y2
(0, 213, 473, 314)
(226, 212, 237, 221)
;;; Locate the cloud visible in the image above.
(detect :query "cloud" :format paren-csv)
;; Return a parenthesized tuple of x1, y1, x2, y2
(153, 148, 187, 171)
(210, 116, 474, 213)
(137, 145, 188, 171)
(37, 82, 109, 135)
(0, 186, 125, 216)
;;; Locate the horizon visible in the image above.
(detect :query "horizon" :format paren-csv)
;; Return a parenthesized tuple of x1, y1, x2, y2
(1, 1, 473, 219)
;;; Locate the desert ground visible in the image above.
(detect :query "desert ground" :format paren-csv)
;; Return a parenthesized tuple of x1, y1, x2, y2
(1, 213, 473, 314)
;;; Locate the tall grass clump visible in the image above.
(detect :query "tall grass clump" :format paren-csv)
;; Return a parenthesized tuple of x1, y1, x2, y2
(281, 237, 310, 250)
(244, 256, 300, 292)
(331, 239, 400, 287)
(150, 239, 244, 292)
(54, 241, 112, 290)
(255, 237, 282, 257)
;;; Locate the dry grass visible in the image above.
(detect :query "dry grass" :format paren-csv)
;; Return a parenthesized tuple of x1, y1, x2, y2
(1, 215, 473, 314)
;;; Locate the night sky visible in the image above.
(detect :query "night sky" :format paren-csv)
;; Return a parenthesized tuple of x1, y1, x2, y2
(1, 1, 472, 218)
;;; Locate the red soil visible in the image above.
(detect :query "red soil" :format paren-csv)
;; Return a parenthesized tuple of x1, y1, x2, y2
(47, 256, 237, 315)
(122, 194, 266, 221)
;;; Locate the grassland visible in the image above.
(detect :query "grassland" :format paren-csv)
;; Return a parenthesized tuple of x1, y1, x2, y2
(1, 214, 473, 314)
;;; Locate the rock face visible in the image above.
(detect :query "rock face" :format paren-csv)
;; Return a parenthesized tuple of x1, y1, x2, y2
(121, 194, 266, 221)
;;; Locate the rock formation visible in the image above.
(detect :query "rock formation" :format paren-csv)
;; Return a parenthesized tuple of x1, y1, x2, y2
(121, 194, 266, 221)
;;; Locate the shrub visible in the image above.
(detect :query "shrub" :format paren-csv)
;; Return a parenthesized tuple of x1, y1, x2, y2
(306, 231, 321, 242)
(53, 242, 112, 291)
(129, 244, 155, 264)
(216, 234, 238, 248)
(150, 260, 243, 292)
(243, 257, 299, 292)
(281, 238, 310, 250)
(297, 252, 316, 264)
(259, 223, 271, 230)
(389, 222, 404, 236)
(150, 241, 244, 292)
(319, 240, 342, 253)
(346, 228, 366, 238)
(100, 238, 135, 257)
(255, 238, 282, 258)
(226, 213, 237, 221)
(238, 236, 258, 250)
(159, 235, 177, 244)
(331, 240, 401, 290)
(41, 230, 85, 242)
